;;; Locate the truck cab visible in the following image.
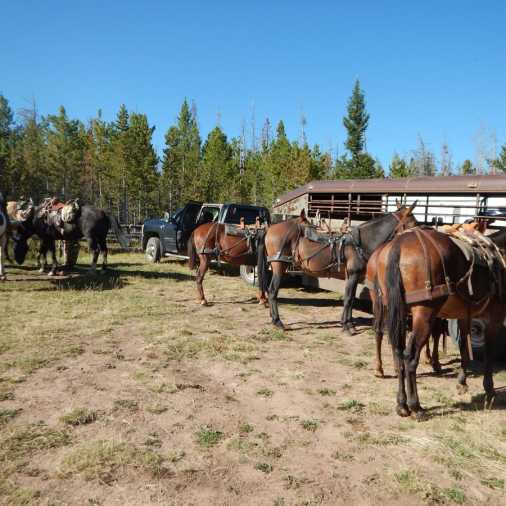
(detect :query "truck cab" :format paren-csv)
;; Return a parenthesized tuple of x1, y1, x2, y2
(141, 202, 269, 262)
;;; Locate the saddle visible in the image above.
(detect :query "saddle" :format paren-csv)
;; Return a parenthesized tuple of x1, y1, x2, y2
(403, 225, 506, 305)
(38, 198, 80, 234)
(442, 223, 506, 299)
(224, 217, 264, 255)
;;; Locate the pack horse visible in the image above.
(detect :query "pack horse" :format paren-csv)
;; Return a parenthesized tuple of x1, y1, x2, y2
(12, 198, 129, 274)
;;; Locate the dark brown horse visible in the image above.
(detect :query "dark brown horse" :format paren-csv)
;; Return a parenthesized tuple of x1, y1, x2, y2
(188, 221, 268, 305)
(257, 203, 418, 332)
(372, 226, 506, 419)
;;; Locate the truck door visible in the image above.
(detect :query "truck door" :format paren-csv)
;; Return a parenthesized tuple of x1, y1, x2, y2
(176, 202, 202, 253)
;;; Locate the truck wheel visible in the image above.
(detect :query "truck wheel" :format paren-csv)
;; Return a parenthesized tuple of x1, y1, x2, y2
(145, 237, 161, 263)
(240, 265, 258, 286)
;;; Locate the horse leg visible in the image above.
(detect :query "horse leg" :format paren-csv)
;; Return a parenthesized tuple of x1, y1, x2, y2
(100, 239, 108, 272)
(88, 238, 99, 273)
(404, 306, 433, 420)
(48, 242, 58, 276)
(38, 243, 47, 273)
(483, 322, 498, 408)
(422, 340, 432, 364)
(268, 262, 286, 329)
(0, 237, 6, 281)
(341, 270, 360, 335)
(431, 330, 442, 374)
(195, 254, 210, 305)
(456, 319, 471, 395)
(370, 287, 385, 377)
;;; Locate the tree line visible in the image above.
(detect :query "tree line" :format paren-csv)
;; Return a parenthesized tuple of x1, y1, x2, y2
(1, 80, 505, 223)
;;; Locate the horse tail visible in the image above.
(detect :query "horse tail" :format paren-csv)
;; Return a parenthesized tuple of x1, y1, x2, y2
(188, 233, 198, 270)
(108, 214, 130, 249)
(386, 239, 406, 351)
(256, 228, 270, 294)
(373, 276, 385, 335)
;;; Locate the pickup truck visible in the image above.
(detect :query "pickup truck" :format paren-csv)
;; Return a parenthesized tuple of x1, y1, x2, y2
(141, 201, 270, 267)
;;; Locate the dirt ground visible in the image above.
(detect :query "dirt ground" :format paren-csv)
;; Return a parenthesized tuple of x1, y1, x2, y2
(1, 252, 505, 506)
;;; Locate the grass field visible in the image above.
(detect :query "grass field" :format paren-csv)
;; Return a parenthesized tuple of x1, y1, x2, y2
(1, 251, 505, 505)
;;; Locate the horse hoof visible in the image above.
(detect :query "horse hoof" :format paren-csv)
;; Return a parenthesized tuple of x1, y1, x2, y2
(412, 410, 428, 422)
(200, 299, 209, 306)
(0, 275, 6, 282)
(432, 363, 442, 375)
(456, 383, 468, 395)
(396, 405, 411, 417)
(48, 271, 55, 277)
(484, 393, 495, 410)
(374, 368, 384, 378)
(38, 268, 45, 274)
(273, 320, 285, 330)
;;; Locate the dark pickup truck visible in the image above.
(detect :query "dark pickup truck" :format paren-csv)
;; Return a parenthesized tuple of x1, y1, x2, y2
(141, 201, 270, 264)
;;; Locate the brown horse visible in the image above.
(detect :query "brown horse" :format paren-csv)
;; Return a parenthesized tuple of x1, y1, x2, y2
(367, 243, 447, 378)
(372, 226, 506, 419)
(257, 203, 418, 332)
(188, 221, 268, 305)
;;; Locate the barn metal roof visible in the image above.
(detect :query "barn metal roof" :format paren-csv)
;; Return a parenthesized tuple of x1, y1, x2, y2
(274, 175, 506, 207)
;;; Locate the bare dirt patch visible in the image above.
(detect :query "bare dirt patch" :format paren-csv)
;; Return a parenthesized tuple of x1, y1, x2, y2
(1, 253, 505, 505)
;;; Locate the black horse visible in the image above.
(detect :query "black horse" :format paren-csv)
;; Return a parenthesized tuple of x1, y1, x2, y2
(12, 200, 129, 274)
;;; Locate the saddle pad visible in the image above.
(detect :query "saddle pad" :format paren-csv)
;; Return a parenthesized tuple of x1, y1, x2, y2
(304, 226, 340, 244)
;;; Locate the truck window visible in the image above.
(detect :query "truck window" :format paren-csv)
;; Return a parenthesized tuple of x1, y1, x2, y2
(225, 205, 266, 225)
(199, 206, 220, 223)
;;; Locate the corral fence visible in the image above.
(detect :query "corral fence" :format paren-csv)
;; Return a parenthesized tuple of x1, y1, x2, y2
(107, 224, 143, 251)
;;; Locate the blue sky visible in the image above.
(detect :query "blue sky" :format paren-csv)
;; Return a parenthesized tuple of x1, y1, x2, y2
(2, 0, 506, 169)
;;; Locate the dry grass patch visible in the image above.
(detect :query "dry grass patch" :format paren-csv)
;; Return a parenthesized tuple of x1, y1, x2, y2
(0, 408, 22, 425)
(1, 424, 71, 461)
(59, 440, 170, 483)
(60, 407, 98, 426)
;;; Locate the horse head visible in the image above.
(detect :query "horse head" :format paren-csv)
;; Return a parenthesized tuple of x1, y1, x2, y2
(394, 201, 418, 231)
(296, 209, 309, 225)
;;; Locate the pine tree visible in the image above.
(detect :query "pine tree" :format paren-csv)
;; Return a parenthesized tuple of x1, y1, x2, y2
(389, 153, 411, 178)
(342, 80, 375, 178)
(128, 113, 159, 222)
(161, 99, 201, 211)
(46, 106, 85, 199)
(268, 120, 292, 199)
(460, 159, 475, 175)
(200, 126, 232, 202)
(489, 145, 506, 173)
(0, 95, 14, 194)
(343, 80, 369, 157)
(18, 105, 48, 199)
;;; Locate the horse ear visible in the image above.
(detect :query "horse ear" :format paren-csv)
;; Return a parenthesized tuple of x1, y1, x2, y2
(395, 199, 402, 210)
(407, 200, 418, 214)
(300, 209, 306, 220)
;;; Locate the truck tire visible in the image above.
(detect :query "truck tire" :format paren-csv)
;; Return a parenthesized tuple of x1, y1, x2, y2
(145, 237, 161, 263)
(240, 265, 258, 286)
